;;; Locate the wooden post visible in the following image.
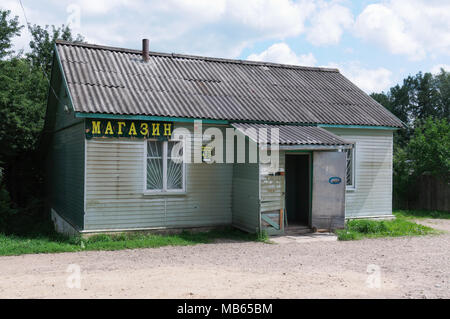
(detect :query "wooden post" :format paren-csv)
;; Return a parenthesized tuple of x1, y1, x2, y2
(279, 209, 283, 230)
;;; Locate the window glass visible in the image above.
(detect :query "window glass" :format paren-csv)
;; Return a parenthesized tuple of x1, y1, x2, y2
(167, 141, 183, 190)
(146, 140, 184, 192)
(345, 147, 354, 187)
(147, 141, 164, 190)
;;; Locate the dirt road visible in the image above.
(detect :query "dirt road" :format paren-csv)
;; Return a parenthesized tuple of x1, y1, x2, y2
(0, 224, 449, 299)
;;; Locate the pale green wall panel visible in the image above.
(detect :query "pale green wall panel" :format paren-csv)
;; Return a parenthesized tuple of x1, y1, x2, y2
(324, 128, 394, 218)
(46, 84, 85, 229)
(84, 122, 234, 230)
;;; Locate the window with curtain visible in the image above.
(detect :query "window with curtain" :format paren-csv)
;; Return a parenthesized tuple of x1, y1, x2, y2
(146, 140, 184, 193)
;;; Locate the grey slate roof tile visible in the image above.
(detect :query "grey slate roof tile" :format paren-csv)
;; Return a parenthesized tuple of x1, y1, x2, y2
(56, 41, 403, 128)
(232, 123, 352, 146)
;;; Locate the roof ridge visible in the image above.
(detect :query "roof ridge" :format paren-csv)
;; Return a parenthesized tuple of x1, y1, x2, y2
(55, 40, 340, 73)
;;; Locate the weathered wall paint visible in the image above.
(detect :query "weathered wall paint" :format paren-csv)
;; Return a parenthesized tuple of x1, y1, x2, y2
(324, 128, 394, 218)
(84, 123, 234, 231)
(311, 151, 346, 229)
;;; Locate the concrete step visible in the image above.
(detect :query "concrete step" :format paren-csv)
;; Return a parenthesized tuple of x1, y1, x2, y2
(284, 226, 313, 235)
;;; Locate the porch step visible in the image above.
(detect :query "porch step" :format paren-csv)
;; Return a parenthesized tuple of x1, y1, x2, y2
(284, 225, 313, 236)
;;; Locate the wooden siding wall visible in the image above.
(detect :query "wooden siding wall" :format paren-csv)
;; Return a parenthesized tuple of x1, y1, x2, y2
(231, 163, 260, 233)
(229, 133, 261, 233)
(47, 122, 85, 229)
(46, 83, 85, 229)
(260, 154, 286, 212)
(84, 123, 233, 231)
(258, 153, 285, 234)
(324, 128, 394, 218)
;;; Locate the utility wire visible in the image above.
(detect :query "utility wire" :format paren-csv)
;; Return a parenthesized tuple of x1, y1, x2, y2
(18, 0, 64, 106)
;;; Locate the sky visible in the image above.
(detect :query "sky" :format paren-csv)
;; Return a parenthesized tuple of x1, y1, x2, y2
(2, 0, 450, 94)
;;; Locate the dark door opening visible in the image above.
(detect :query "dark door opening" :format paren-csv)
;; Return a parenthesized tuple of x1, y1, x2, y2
(285, 154, 310, 227)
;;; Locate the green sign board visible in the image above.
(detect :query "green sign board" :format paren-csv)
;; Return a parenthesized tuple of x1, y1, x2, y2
(85, 119, 173, 139)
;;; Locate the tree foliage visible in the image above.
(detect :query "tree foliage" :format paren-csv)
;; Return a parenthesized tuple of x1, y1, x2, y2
(0, 167, 16, 233)
(0, 9, 84, 233)
(0, 58, 47, 161)
(373, 70, 450, 208)
(371, 70, 450, 126)
(407, 118, 449, 179)
(27, 24, 84, 76)
(0, 10, 22, 59)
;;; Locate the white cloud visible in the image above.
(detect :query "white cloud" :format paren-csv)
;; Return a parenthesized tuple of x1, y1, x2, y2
(354, 0, 450, 60)
(327, 61, 393, 93)
(46, 0, 316, 58)
(76, 0, 137, 15)
(1, 0, 53, 53)
(167, 0, 227, 22)
(431, 64, 450, 74)
(247, 42, 317, 66)
(306, 0, 353, 46)
(226, 0, 315, 39)
(39, 0, 313, 57)
(3, 0, 355, 59)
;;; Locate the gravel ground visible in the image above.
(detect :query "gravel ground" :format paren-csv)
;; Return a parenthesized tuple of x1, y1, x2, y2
(0, 220, 449, 299)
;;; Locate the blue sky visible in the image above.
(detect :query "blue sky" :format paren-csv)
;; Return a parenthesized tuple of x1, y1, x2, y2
(3, 0, 450, 93)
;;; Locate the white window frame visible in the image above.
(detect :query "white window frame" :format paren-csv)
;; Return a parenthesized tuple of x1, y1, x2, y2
(345, 144, 356, 191)
(143, 139, 186, 195)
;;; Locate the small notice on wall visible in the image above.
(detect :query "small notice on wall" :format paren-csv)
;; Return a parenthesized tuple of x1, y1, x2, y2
(202, 146, 213, 163)
(85, 119, 173, 139)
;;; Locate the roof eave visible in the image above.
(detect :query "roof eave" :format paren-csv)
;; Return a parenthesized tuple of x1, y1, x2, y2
(76, 111, 402, 129)
(54, 42, 75, 112)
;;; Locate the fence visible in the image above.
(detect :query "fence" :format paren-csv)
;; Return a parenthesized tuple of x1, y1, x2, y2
(395, 175, 450, 212)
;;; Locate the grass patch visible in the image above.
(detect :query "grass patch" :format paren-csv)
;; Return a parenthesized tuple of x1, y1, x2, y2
(0, 227, 267, 257)
(336, 217, 437, 241)
(393, 209, 450, 220)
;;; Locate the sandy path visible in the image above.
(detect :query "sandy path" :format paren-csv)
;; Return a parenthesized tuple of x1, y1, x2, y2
(0, 232, 449, 299)
(415, 218, 450, 232)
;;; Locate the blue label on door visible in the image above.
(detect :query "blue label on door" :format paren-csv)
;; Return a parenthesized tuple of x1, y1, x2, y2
(329, 177, 342, 184)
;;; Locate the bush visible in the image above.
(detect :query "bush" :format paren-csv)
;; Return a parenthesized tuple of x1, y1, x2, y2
(335, 230, 361, 241)
(0, 168, 16, 233)
(393, 117, 450, 207)
(0, 185, 16, 232)
(336, 217, 436, 241)
(407, 117, 450, 180)
(347, 219, 389, 234)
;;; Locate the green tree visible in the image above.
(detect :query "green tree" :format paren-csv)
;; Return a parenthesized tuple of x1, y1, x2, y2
(0, 58, 47, 161)
(392, 147, 410, 207)
(434, 68, 450, 120)
(0, 17, 84, 232)
(0, 167, 17, 233)
(0, 9, 22, 58)
(26, 24, 83, 75)
(407, 117, 450, 179)
(407, 72, 440, 121)
(0, 22, 83, 163)
(372, 71, 450, 126)
(371, 84, 410, 125)
(371, 85, 411, 148)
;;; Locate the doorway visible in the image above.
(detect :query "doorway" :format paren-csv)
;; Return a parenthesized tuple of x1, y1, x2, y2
(285, 154, 311, 227)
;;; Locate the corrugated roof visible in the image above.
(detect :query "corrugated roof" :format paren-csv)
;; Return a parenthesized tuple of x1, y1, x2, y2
(232, 123, 352, 146)
(55, 40, 403, 128)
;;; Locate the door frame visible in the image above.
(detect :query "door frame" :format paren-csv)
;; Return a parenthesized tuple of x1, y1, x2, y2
(284, 151, 313, 228)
